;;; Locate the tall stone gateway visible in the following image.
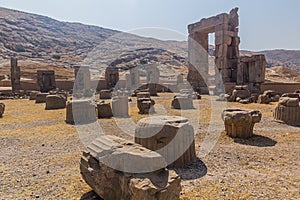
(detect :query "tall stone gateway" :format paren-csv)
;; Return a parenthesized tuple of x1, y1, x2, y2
(188, 8, 266, 94)
(105, 66, 119, 89)
(37, 70, 56, 92)
(74, 65, 91, 91)
(10, 57, 21, 93)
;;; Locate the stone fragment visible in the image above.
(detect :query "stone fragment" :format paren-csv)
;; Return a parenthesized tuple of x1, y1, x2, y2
(0, 102, 5, 117)
(66, 100, 97, 124)
(278, 97, 299, 107)
(45, 94, 66, 110)
(137, 98, 155, 114)
(35, 93, 49, 103)
(97, 101, 113, 118)
(80, 135, 182, 200)
(135, 116, 196, 167)
(99, 90, 112, 99)
(222, 108, 262, 138)
(29, 91, 39, 100)
(281, 93, 300, 100)
(171, 95, 194, 109)
(257, 94, 271, 104)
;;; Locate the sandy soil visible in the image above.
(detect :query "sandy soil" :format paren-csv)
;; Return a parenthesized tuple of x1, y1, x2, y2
(0, 94, 299, 199)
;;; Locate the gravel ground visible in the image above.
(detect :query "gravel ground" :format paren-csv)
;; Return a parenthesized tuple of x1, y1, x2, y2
(0, 95, 299, 199)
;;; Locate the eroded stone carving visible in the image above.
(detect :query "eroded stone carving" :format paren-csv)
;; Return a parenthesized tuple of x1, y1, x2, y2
(222, 108, 262, 138)
(135, 116, 196, 167)
(80, 135, 181, 200)
(274, 97, 300, 125)
(37, 70, 56, 93)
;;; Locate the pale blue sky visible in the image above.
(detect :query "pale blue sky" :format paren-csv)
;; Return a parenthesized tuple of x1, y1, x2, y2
(0, 0, 299, 51)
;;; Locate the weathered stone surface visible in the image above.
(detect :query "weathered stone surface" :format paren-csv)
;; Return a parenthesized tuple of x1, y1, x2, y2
(281, 93, 300, 100)
(97, 101, 113, 118)
(222, 109, 262, 138)
(105, 66, 119, 89)
(257, 94, 271, 104)
(231, 89, 251, 100)
(45, 94, 66, 110)
(0, 102, 5, 117)
(171, 95, 194, 109)
(35, 93, 49, 103)
(29, 91, 39, 100)
(65, 100, 97, 124)
(10, 57, 21, 93)
(136, 92, 151, 99)
(80, 135, 181, 200)
(37, 70, 56, 92)
(273, 103, 300, 125)
(99, 90, 112, 99)
(137, 98, 155, 114)
(112, 95, 129, 117)
(135, 116, 196, 167)
(278, 97, 299, 107)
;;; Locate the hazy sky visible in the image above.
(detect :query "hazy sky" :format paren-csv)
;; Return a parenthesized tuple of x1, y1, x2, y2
(0, 0, 299, 51)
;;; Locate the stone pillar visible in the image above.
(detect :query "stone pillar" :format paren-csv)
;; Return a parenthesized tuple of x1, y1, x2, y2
(74, 66, 91, 91)
(105, 66, 119, 89)
(130, 67, 140, 89)
(112, 95, 129, 117)
(145, 64, 160, 84)
(37, 70, 56, 92)
(135, 116, 196, 167)
(10, 57, 21, 93)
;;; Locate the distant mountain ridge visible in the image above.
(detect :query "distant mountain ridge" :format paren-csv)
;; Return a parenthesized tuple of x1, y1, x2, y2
(0, 6, 299, 74)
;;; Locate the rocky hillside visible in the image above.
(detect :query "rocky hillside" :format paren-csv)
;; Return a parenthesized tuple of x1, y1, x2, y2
(0, 6, 299, 81)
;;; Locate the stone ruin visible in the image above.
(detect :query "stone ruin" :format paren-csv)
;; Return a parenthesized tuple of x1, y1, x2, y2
(29, 91, 39, 100)
(96, 101, 113, 118)
(99, 90, 112, 100)
(257, 90, 280, 104)
(171, 90, 194, 109)
(126, 67, 140, 90)
(37, 70, 56, 93)
(10, 57, 21, 94)
(74, 65, 91, 92)
(135, 116, 196, 167)
(222, 108, 262, 138)
(35, 92, 50, 103)
(111, 91, 129, 117)
(274, 96, 300, 125)
(80, 135, 181, 200)
(136, 92, 155, 114)
(0, 102, 5, 118)
(105, 66, 119, 89)
(66, 99, 97, 124)
(188, 8, 266, 94)
(45, 94, 66, 110)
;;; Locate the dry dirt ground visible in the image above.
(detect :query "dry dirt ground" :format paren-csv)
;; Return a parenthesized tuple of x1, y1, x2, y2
(0, 93, 299, 199)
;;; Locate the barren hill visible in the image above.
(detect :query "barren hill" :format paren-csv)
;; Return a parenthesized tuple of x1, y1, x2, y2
(0, 6, 299, 82)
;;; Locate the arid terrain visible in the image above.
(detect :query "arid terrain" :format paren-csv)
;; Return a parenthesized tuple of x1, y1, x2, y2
(0, 94, 299, 199)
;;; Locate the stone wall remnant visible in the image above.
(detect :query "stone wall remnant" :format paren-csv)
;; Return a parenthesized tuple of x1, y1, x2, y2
(188, 8, 266, 94)
(37, 70, 56, 92)
(105, 66, 119, 89)
(137, 92, 155, 114)
(222, 109, 262, 138)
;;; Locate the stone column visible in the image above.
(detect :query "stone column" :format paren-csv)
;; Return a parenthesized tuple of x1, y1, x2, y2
(74, 66, 91, 91)
(10, 57, 21, 93)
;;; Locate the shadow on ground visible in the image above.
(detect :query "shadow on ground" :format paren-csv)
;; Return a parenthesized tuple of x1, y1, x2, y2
(172, 158, 207, 180)
(80, 191, 102, 200)
(234, 134, 277, 147)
